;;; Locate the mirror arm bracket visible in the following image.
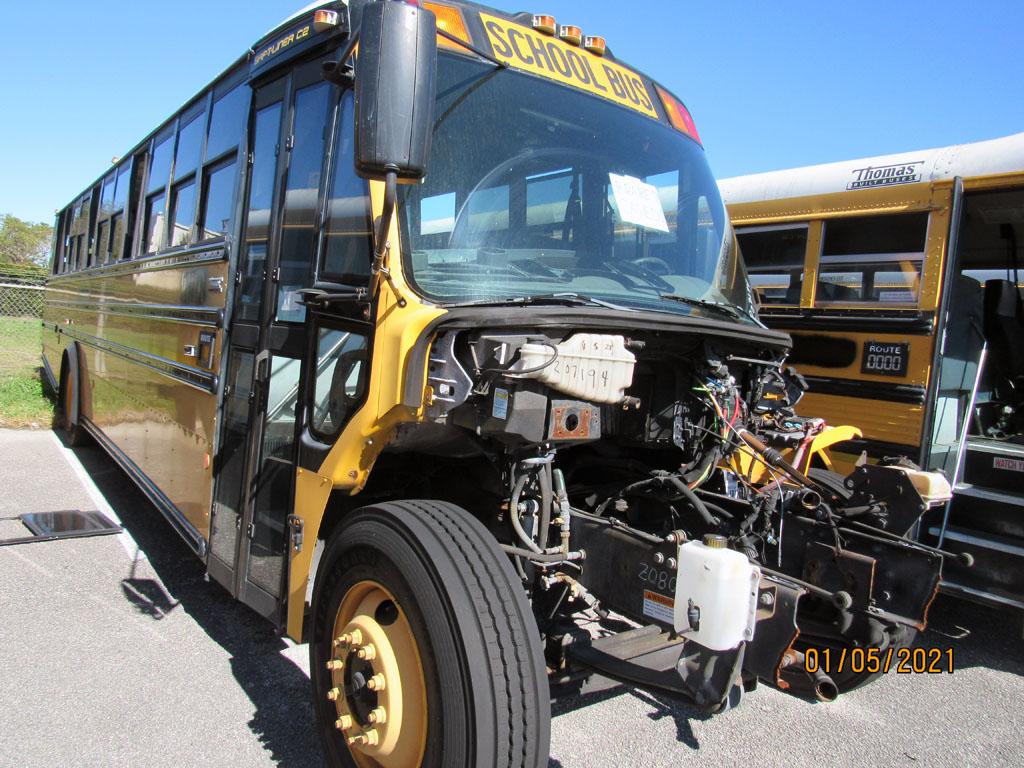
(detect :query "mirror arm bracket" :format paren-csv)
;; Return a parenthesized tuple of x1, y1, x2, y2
(322, 32, 360, 85)
(369, 170, 408, 308)
(437, 29, 508, 70)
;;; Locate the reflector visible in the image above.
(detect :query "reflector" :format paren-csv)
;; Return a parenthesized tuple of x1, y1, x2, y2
(583, 35, 606, 56)
(532, 14, 557, 35)
(655, 85, 702, 145)
(313, 9, 340, 32)
(423, 2, 471, 51)
(558, 24, 582, 46)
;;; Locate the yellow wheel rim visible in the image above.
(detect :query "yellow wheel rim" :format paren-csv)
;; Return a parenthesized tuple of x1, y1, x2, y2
(327, 580, 428, 768)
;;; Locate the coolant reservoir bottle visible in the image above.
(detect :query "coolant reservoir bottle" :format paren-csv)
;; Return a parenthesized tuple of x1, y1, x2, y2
(673, 536, 760, 651)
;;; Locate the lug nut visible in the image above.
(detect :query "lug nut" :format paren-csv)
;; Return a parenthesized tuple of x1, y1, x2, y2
(666, 557, 677, 570)
(327, 687, 342, 702)
(349, 729, 379, 747)
(356, 644, 377, 661)
(326, 659, 345, 672)
(653, 552, 665, 565)
(335, 714, 353, 731)
(337, 630, 363, 648)
(368, 707, 387, 724)
(366, 673, 386, 691)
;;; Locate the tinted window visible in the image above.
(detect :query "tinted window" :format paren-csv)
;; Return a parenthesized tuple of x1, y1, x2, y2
(737, 225, 808, 306)
(148, 136, 173, 193)
(200, 159, 237, 240)
(277, 82, 330, 323)
(100, 174, 116, 215)
(113, 162, 131, 210)
(145, 192, 166, 252)
(175, 113, 205, 179)
(95, 220, 109, 266)
(246, 103, 282, 243)
(170, 180, 197, 247)
(322, 93, 371, 280)
(311, 328, 368, 437)
(817, 213, 928, 305)
(110, 212, 125, 261)
(237, 101, 282, 323)
(207, 85, 247, 160)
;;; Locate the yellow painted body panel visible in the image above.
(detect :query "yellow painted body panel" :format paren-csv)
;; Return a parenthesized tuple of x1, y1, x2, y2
(797, 392, 924, 449)
(478, 13, 658, 119)
(288, 467, 334, 640)
(288, 181, 445, 641)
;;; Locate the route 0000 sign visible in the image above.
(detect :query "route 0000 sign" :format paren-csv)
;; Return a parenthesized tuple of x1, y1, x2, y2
(861, 341, 910, 377)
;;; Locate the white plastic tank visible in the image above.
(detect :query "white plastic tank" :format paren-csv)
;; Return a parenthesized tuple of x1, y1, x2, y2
(673, 537, 760, 651)
(515, 334, 635, 404)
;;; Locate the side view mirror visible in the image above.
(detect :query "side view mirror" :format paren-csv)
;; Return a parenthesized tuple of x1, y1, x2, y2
(354, 1, 437, 183)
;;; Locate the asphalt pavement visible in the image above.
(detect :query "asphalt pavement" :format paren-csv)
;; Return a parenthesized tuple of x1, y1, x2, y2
(0, 428, 1021, 767)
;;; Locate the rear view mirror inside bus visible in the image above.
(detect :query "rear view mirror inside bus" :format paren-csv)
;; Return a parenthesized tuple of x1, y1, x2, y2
(354, 1, 437, 183)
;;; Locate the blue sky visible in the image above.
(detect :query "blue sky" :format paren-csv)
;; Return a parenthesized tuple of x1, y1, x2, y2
(2, 0, 1022, 224)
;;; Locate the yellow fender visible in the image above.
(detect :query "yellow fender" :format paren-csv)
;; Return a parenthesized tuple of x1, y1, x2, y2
(799, 424, 862, 475)
(727, 424, 863, 486)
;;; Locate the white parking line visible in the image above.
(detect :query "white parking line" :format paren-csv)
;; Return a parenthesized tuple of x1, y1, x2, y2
(49, 431, 146, 562)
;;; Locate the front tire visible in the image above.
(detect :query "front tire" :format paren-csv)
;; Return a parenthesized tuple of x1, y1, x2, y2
(310, 500, 550, 767)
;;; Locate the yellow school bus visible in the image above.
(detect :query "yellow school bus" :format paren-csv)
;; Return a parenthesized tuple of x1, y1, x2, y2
(44, 1, 956, 763)
(721, 132, 1024, 612)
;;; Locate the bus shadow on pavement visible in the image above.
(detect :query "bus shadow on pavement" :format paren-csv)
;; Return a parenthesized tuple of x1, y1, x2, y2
(918, 594, 1024, 678)
(67, 436, 324, 767)
(551, 683, 709, 752)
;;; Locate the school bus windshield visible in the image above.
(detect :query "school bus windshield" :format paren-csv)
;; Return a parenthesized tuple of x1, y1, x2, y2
(399, 53, 755, 321)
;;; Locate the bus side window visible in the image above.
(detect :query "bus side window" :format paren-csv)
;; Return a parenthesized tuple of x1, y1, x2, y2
(816, 212, 928, 305)
(735, 224, 808, 306)
(198, 84, 247, 242)
(144, 132, 174, 254)
(310, 327, 369, 438)
(276, 81, 331, 323)
(319, 91, 372, 282)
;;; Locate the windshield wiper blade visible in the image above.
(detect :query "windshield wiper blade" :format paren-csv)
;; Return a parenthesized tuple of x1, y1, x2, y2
(453, 293, 630, 310)
(658, 293, 747, 320)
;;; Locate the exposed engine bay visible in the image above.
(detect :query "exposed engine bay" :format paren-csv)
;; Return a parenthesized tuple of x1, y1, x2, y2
(371, 316, 959, 710)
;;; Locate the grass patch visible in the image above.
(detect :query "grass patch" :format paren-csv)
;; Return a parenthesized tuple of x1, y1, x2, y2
(0, 316, 53, 429)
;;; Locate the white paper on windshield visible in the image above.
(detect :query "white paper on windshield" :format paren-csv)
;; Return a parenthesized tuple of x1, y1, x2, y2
(608, 173, 670, 233)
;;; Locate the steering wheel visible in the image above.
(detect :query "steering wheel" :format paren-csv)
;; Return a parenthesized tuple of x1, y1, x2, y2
(632, 256, 672, 276)
(446, 147, 604, 250)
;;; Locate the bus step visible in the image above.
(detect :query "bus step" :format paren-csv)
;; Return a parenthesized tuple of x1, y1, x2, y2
(928, 524, 1024, 606)
(962, 439, 1024, 494)
(937, 486, 1024, 540)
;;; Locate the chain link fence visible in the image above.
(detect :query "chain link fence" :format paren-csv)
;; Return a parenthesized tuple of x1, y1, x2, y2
(0, 264, 46, 318)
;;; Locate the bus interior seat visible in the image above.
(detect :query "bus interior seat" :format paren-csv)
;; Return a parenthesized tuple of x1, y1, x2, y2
(982, 278, 1024, 380)
(977, 224, 1024, 438)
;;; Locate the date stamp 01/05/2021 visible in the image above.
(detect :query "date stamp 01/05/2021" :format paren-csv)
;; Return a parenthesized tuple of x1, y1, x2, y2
(805, 647, 956, 676)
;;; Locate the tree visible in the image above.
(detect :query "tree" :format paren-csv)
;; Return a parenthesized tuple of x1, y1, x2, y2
(0, 214, 54, 267)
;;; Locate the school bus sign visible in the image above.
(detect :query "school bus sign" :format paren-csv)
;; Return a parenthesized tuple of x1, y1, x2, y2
(480, 13, 659, 119)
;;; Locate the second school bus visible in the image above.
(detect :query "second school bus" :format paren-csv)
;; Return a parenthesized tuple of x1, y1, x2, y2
(720, 132, 1024, 612)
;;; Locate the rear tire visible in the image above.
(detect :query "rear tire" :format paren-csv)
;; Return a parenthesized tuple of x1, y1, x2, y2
(58, 356, 88, 446)
(310, 500, 550, 767)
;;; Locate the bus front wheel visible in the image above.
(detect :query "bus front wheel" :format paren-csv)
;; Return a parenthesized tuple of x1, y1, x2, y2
(310, 499, 550, 767)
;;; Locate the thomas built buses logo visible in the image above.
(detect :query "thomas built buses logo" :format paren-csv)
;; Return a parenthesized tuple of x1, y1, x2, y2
(847, 161, 924, 190)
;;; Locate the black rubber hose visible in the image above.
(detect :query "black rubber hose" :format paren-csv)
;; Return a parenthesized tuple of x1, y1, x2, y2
(663, 475, 718, 528)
